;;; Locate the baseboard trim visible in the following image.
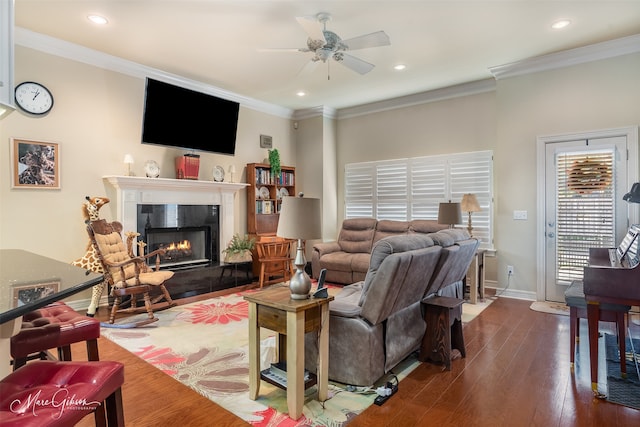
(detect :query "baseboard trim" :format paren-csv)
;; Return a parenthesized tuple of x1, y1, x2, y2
(485, 281, 536, 301)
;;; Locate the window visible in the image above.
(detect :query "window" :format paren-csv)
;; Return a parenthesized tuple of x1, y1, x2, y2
(555, 150, 615, 282)
(345, 151, 493, 248)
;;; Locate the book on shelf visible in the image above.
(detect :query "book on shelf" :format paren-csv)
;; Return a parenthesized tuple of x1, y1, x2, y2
(255, 168, 295, 186)
(255, 200, 274, 214)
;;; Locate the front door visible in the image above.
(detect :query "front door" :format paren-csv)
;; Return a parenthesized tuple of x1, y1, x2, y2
(543, 135, 628, 302)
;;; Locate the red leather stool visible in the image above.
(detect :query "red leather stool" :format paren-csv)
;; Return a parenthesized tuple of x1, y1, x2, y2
(10, 302, 100, 370)
(0, 360, 124, 426)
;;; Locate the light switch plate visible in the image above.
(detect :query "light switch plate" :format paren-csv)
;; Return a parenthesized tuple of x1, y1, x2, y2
(513, 210, 528, 220)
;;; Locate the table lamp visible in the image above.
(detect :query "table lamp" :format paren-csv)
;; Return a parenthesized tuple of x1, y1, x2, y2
(276, 195, 322, 299)
(460, 193, 481, 237)
(123, 154, 134, 176)
(437, 201, 461, 229)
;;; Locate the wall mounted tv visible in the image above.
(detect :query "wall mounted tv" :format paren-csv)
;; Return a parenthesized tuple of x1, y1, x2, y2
(141, 78, 239, 155)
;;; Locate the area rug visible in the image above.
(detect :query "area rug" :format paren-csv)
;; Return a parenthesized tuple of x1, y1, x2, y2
(102, 286, 493, 425)
(604, 333, 640, 410)
(529, 301, 570, 316)
(462, 297, 494, 323)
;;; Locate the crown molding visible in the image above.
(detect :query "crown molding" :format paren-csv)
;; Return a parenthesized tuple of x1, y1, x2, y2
(15, 27, 294, 119)
(292, 106, 337, 120)
(335, 79, 496, 120)
(489, 34, 640, 80)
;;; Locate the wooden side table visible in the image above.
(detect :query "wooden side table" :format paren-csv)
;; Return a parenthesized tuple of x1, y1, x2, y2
(467, 248, 496, 304)
(419, 296, 465, 371)
(244, 285, 333, 420)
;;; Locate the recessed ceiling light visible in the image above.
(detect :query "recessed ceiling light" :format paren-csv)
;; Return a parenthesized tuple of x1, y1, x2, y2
(88, 15, 108, 25)
(296, 91, 306, 97)
(551, 20, 571, 30)
(394, 64, 406, 71)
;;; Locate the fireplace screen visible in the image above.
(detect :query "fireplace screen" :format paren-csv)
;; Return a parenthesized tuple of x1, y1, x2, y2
(145, 226, 209, 269)
(137, 204, 219, 269)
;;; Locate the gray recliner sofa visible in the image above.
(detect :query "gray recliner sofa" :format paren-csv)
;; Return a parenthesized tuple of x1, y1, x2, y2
(311, 218, 447, 285)
(305, 230, 479, 386)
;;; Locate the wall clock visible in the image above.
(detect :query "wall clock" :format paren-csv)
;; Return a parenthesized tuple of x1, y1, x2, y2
(14, 81, 54, 115)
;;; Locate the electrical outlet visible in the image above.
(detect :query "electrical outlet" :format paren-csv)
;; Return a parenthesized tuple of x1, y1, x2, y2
(507, 265, 514, 276)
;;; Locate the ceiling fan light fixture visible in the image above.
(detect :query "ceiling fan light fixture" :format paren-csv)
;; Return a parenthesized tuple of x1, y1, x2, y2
(296, 91, 306, 97)
(394, 64, 406, 71)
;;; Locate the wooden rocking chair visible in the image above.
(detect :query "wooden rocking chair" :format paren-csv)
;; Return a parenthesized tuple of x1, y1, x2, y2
(87, 219, 176, 327)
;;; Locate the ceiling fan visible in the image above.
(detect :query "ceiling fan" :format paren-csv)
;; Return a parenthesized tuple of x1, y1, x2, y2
(265, 13, 391, 78)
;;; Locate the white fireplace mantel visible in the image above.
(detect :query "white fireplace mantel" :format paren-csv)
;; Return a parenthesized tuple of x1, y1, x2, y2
(103, 175, 249, 260)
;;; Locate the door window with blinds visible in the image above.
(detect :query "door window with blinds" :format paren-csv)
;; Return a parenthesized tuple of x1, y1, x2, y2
(555, 150, 616, 282)
(345, 151, 493, 248)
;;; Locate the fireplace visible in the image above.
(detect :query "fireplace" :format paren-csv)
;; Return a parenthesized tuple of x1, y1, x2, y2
(137, 204, 219, 270)
(104, 175, 248, 265)
(103, 176, 252, 298)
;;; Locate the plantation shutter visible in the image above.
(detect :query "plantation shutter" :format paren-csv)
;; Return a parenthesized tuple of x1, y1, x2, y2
(410, 156, 446, 219)
(376, 160, 408, 220)
(449, 152, 493, 247)
(345, 163, 374, 218)
(345, 150, 494, 248)
(555, 150, 615, 282)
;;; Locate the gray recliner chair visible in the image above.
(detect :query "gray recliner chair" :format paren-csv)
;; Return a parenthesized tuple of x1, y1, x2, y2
(305, 234, 443, 386)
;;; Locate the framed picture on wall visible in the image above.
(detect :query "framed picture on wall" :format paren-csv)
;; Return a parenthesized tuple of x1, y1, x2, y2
(10, 138, 60, 189)
(12, 281, 60, 307)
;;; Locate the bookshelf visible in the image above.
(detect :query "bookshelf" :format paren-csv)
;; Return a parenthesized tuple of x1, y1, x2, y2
(246, 163, 296, 236)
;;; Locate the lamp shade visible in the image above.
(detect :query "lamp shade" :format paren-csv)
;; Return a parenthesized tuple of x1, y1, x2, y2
(276, 196, 322, 240)
(623, 182, 640, 203)
(123, 154, 134, 164)
(438, 202, 462, 226)
(461, 194, 481, 213)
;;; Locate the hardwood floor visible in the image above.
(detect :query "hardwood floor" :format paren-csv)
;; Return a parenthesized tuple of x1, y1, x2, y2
(71, 288, 640, 426)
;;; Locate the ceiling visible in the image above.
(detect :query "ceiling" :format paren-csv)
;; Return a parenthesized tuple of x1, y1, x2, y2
(14, 1, 640, 112)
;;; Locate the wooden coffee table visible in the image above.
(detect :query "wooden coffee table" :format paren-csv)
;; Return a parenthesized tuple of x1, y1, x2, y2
(244, 285, 333, 420)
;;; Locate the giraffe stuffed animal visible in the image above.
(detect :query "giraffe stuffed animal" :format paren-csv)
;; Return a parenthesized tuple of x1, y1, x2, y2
(71, 196, 110, 316)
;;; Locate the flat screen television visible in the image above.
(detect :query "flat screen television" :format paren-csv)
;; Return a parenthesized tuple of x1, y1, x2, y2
(141, 78, 239, 155)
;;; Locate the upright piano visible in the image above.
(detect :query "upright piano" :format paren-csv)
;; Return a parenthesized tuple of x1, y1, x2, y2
(583, 235, 640, 395)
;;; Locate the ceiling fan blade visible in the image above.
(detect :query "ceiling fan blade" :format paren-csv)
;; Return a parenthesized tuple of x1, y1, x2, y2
(296, 16, 326, 42)
(341, 31, 391, 51)
(258, 47, 310, 53)
(334, 53, 375, 75)
(298, 59, 320, 76)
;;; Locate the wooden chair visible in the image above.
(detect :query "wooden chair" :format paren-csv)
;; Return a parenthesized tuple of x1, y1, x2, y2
(255, 239, 294, 288)
(87, 219, 176, 327)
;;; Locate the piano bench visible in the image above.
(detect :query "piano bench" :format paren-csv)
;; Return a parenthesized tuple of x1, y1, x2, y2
(564, 280, 630, 374)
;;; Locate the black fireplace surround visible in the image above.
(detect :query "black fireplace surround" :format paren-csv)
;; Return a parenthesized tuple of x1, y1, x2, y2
(134, 204, 253, 299)
(136, 204, 219, 269)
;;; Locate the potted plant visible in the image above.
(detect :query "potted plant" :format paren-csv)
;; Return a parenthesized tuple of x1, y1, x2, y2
(268, 148, 281, 182)
(223, 234, 255, 263)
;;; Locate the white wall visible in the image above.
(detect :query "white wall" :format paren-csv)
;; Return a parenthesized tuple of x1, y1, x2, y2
(494, 53, 640, 299)
(0, 46, 294, 300)
(3, 44, 639, 303)
(335, 53, 640, 298)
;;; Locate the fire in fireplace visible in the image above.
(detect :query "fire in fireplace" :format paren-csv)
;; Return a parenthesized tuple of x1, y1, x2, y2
(136, 204, 219, 270)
